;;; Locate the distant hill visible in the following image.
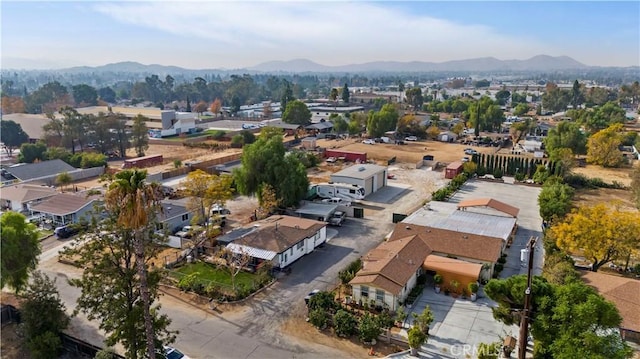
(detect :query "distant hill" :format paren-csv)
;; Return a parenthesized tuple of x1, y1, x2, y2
(3, 55, 593, 74)
(248, 55, 589, 73)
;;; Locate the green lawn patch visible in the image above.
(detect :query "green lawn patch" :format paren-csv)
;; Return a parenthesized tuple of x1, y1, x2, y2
(38, 229, 54, 239)
(173, 261, 256, 289)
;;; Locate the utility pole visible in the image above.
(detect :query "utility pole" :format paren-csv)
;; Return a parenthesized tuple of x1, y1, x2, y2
(518, 236, 537, 359)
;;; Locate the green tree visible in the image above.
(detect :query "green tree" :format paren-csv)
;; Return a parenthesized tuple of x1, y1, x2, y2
(234, 127, 309, 207)
(586, 102, 626, 131)
(56, 172, 73, 192)
(544, 121, 587, 155)
(21, 271, 70, 359)
(366, 104, 399, 138)
(282, 100, 311, 125)
(334, 310, 358, 337)
(533, 282, 632, 359)
(494, 89, 510, 105)
(512, 103, 529, 116)
(331, 116, 348, 133)
(405, 87, 424, 111)
(98, 86, 117, 103)
(542, 83, 570, 113)
(280, 80, 295, 112)
(181, 170, 234, 225)
(0, 120, 29, 156)
(1, 211, 40, 293)
(411, 305, 434, 334)
(358, 313, 382, 343)
(241, 130, 256, 145)
(105, 170, 165, 358)
(131, 114, 149, 157)
(407, 325, 427, 354)
(17, 141, 48, 163)
(72, 84, 98, 106)
(538, 182, 574, 223)
(587, 123, 624, 167)
(341, 83, 350, 104)
(570, 80, 585, 110)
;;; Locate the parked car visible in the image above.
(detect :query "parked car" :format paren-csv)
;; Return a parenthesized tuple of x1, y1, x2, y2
(54, 223, 87, 239)
(326, 157, 337, 163)
(362, 139, 375, 145)
(163, 346, 191, 359)
(405, 136, 418, 141)
(328, 211, 347, 226)
(464, 148, 478, 155)
(304, 289, 321, 305)
(462, 157, 470, 163)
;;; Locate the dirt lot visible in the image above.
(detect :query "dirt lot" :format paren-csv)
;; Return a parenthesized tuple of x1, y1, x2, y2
(573, 188, 637, 211)
(317, 137, 499, 165)
(572, 164, 636, 187)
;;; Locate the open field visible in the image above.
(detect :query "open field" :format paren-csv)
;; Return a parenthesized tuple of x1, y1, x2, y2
(316, 137, 499, 164)
(572, 165, 636, 187)
(573, 188, 637, 211)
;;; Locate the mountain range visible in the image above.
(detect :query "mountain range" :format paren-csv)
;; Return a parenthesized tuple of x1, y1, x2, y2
(4, 55, 598, 73)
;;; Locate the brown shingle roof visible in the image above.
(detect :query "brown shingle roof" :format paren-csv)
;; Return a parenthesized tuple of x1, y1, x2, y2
(29, 193, 95, 216)
(0, 184, 58, 203)
(457, 198, 520, 218)
(234, 215, 326, 254)
(389, 223, 503, 263)
(350, 235, 431, 295)
(581, 271, 640, 333)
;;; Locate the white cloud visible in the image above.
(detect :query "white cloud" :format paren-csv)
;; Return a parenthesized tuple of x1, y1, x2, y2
(93, 1, 557, 67)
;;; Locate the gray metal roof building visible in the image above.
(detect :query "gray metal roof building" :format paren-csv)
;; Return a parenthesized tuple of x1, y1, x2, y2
(330, 164, 388, 196)
(3, 160, 76, 182)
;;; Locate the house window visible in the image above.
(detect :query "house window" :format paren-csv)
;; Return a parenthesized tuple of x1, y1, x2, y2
(376, 289, 384, 303)
(297, 241, 304, 250)
(361, 286, 369, 297)
(181, 214, 189, 221)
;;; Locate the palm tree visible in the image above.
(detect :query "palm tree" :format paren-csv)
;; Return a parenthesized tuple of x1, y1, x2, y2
(105, 169, 161, 359)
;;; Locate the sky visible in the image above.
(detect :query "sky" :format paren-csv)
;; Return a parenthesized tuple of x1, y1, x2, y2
(1, 1, 639, 70)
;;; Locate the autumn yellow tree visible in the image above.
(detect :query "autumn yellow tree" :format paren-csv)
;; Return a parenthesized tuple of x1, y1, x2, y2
(181, 170, 234, 225)
(1, 96, 26, 114)
(256, 184, 281, 220)
(587, 124, 624, 167)
(210, 98, 222, 116)
(193, 100, 208, 115)
(549, 203, 640, 272)
(426, 126, 440, 140)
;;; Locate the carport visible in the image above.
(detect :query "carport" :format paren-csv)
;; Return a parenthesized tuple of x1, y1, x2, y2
(294, 202, 338, 222)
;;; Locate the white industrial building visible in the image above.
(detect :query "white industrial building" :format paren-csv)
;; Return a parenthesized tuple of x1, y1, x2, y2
(329, 164, 388, 197)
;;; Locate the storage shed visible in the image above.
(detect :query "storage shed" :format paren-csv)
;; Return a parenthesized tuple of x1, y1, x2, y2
(445, 161, 464, 179)
(329, 164, 387, 196)
(301, 137, 317, 150)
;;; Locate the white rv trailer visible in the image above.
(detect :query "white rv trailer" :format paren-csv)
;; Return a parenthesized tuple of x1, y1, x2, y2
(312, 182, 366, 201)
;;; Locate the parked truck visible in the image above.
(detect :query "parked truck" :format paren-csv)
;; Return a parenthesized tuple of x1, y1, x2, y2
(328, 211, 346, 226)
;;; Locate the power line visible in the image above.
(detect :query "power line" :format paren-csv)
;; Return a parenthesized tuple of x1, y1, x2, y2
(518, 236, 537, 359)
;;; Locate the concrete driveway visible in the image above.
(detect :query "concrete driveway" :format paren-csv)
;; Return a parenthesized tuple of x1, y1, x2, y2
(401, 286, 518, 358)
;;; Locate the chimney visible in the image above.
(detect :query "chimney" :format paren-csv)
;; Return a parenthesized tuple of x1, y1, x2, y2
(275, 222, 278, 231)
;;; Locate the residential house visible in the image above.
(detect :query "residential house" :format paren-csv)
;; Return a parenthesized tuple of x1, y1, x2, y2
(1, 159, 76, 184)
(350, 235, 431, 310)
(156, 201, 193, 234)
(0, 184, 58, 213)
(226, 215, 326, 269)
(350, 223, 503, 310)
(29, 193, 99, 226)
(581, 271, 640, 344)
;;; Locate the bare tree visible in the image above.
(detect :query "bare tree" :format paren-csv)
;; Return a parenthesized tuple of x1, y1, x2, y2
(215, 247, 251, 291)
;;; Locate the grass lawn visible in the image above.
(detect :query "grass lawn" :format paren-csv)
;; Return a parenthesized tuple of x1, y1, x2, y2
(174, 261, 257, 289)
(37, 229, 54, 239)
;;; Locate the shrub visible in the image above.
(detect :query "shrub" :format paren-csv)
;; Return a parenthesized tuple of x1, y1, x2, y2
(492, 168, 503, 179)
(433, 274, 443, 285)
(177, 272, 200, 292)
(334, 310, 358, 337)
(339, 259, 362, 284)
(309, 308, 329, 329)
(308, 291, 337, 312)
(468, 282, 479, 294)
(408, 326, 427, 349)
(358, 313, 382, 343)
(494, 263, 504, 273)
(211, 130, 226, 140)
(376, 310, 395, 329)
(395, 306, 408, 323)
(476, 165, 487, 176)
(497, 257, 507, 264)
(514, 172, 525, 181)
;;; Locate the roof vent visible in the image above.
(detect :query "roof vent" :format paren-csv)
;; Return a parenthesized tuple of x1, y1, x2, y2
(167, 207, 172, 210)
(359, 166, 366, 171)
(405, 226, 411, 230)
(463, 235, 468, 239)
(409, 259, 413, 265)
